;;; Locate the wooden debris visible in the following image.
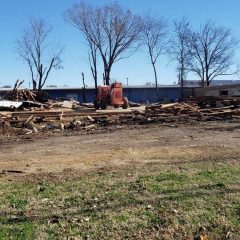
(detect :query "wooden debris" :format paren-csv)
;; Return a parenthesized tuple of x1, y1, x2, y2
(5, 89, 38, 102)
(25, 115, 34, 124)
(128, 101, 141, 107)
(4, 80, 49, 103)
(145, 101, 239, 120)
(1, 169, 25, 174)
(0, 96, 240, 135)
(87, 115, 95, 122)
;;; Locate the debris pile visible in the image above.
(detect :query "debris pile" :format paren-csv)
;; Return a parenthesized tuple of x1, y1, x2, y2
(1, 87, 81, 112)
(1, 81, 240, 136)
(4, 79, 48, 102)
(1, 80, 51, 111)
(0, 99, 240, 136)
(5, 89, 38, 102)
(145, 101, 240, 121)
(0, 109, 137, 135)
(197, 96, 240, 107)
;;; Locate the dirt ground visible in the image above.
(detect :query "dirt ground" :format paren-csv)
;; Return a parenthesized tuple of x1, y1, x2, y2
(1, 120, 240, 181)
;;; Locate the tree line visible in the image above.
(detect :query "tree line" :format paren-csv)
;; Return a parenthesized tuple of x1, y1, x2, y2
(16, 1, 239, 93)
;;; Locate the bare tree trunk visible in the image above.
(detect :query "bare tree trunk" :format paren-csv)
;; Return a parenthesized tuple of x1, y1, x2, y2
(206, 70, 210, 86)
(202, 68, 205, 87)
(88, 42, 98, 96)
(152, 62, 159, 99)
(90, 59, 98, 95)
(180, 68, 184, 99)
(32, 80, 37, 91)
(82, 72, 86, 103)
(105, 74, 110, 85)
(103, 73, 106, 85)
(104, 66, 111, 85)
(94, 75, 98, 96)
(93, 57, 97, 95)
(38, 64, 43, 91)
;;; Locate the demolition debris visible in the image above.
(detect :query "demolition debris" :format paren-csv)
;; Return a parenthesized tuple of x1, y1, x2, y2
(1, 85, 240, 135)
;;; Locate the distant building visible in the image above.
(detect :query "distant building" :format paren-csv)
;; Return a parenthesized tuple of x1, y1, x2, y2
(192, 84, 240, 98)
(1, 80, 240, 103)
(44, 85, 181, 103)
(183, 80, 240, 87)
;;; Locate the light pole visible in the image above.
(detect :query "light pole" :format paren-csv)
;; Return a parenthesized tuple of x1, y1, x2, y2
(126, 78, 128, 86)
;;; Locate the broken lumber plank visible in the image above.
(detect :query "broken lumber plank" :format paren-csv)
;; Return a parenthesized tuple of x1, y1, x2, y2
(25, 115, 34, 124)
(145, 103, 177, 110)
(182, 103, 201, 112)
(159, 103, 178, 109)
(1, 169, 25, 174)
(202, 110, 234, 116)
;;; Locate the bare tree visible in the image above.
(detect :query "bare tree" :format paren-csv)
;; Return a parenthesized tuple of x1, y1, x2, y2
(65, 1, 99, 91)
(169, 17, 192, 98)
(142, 14, 168, 96)
(66, 1, 143, 85)
(188, 20, 238, 86)
(17, 19, 63, 90)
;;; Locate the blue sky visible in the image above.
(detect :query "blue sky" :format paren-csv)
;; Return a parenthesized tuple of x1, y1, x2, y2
(0, 0, 240, 88)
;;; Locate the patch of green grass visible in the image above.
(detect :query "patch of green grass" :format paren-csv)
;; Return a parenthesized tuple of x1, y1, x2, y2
(7, 194, 28, 210)
(115, 214, 129, 222)
(0, 162, 240, 239)
(155, 172, 189, 182)
(0, 222, 36, 240)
